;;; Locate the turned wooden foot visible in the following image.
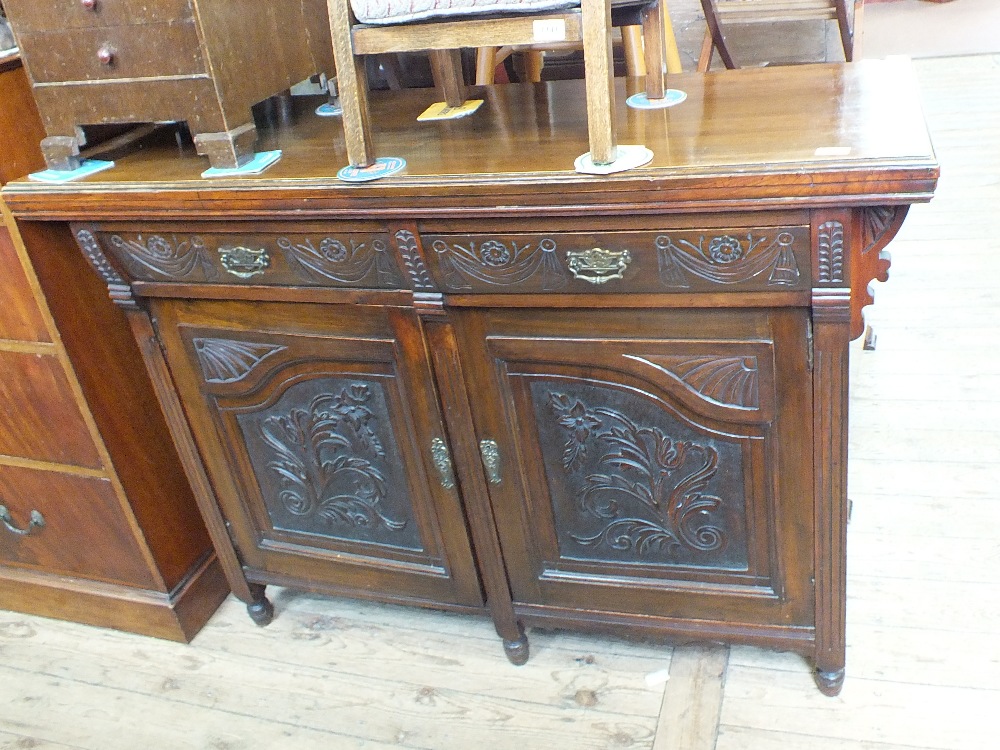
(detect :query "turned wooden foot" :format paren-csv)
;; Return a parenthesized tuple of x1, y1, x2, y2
(814, 666, 845, 696)
(503, 634, 529, 665)
(246, 586, 274, 627)
(192, 122, 258, 170)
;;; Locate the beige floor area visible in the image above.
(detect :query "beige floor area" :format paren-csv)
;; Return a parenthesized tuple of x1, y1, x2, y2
(3, 7, 1000, 750)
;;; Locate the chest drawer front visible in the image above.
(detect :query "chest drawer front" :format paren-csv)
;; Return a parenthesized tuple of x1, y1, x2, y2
(3, 0, 194, 33)
(89, 228, 406, 290)
(19, 21, 203, 84)
(0, 464, 157, 588)
(421, 226, 811, 294)
(0, 350, 103, 469)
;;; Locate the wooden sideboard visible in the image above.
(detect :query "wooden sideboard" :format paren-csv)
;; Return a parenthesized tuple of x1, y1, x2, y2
(0, 52, 229, 640)
(2, 59, 938, 693)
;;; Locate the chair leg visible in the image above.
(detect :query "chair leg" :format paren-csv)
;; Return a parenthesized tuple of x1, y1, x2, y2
(476, 47, 499, 85)
(522, 50, 545, 83)
(641, 5, 666, 99)
(834, 0, 856, 62)
(581, 0, 617, 165)
(698, 0, 737, 69)
(622, 26, 646, 78)
(661, 0, 684, 74)
(327, 0, 375, 167)
(429, 49, 468, 107)
(697, 27, 714, 72)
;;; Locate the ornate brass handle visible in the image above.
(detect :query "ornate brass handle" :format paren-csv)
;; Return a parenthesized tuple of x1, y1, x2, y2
(0, 505, 46, 537)
(479, 440, 501, 484)
(430, 438, 456, 489)
(566, 247, 631, 284)
(219, 246, 270, 278)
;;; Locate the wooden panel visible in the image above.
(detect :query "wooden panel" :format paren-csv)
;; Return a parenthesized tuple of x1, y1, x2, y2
(0, 350, 102, 468)
(455, 306, 815, 627)
(0, 224, 51, 344)
(1, 0, 194, 32)
(151, 298, 485, 609)
(91, 225, 405, 289)
(421, 226, 811, 294)
(18, 21, 204, 84)
(0, 463, 157, 588)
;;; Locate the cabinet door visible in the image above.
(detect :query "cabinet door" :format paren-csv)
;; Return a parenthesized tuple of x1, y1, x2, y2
(454, 307, 814, 629)
(152, 300, 483, 608)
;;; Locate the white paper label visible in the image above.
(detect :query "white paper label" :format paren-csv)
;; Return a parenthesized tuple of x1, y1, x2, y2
(533, 19, 567, 42)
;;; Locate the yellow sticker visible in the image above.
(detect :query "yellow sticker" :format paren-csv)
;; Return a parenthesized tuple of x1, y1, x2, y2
(417, 100, 484, 121)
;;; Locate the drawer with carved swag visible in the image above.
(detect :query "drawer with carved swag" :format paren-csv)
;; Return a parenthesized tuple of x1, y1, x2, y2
(418, 226, 812, 295)
(74, 225, 406, 290)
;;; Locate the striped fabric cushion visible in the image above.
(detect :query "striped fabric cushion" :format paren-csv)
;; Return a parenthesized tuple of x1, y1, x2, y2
(351, 0, 579, 25)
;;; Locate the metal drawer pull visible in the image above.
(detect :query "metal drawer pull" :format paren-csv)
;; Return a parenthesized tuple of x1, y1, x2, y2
(479, 439, 502, 484)
(219, 246, 270, 278)
(566, 247, 631, 284)
(97, 44, 116, 66)
(430, 437, 456, 489)
(0, 505, 46, 537)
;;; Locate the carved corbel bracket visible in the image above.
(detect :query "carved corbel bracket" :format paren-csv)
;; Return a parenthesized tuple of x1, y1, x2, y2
(393, 225, 445, 317)
(851, 206, 908, 341)
(73, 227, 138, 309)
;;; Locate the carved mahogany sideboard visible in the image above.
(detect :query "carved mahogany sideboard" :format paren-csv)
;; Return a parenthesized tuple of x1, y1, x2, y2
(2, 59, 938, 694)
(0, 52, 229, 640)
(2, 0, 334, 170)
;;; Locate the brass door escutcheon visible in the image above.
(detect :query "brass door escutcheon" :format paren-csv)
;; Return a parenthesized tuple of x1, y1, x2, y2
(479, 439, 502, 484)
(430, 437, 456, 489)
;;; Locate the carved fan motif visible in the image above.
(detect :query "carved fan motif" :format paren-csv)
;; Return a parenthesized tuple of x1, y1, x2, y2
(626, 355, 760, 409)
(193, 338, 287, 383)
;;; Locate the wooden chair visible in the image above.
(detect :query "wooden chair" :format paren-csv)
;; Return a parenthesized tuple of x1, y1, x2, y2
(327, 0, 622, 169)
(698, 0, 860, 71)
(475, 0, 683, 91)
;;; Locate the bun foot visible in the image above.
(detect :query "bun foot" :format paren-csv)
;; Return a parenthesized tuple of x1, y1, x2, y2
(503, 635, 529, 665)
(815, 667, 845, 696)
(247, 595, 274, 627)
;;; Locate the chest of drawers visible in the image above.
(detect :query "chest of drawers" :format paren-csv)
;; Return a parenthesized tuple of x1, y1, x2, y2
(2, 0, 334, 170)
(2, 60, 938, 693)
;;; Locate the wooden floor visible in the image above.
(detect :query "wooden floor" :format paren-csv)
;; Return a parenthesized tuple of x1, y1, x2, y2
(2, 54, 998, 750)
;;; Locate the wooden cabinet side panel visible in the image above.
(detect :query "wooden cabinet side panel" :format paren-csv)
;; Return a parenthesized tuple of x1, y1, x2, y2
(0, 224, 51, 343)
(15, 220, 212, 590)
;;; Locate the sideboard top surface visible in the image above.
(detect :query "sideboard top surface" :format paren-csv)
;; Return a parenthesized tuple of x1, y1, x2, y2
(2, 59, 938, 220)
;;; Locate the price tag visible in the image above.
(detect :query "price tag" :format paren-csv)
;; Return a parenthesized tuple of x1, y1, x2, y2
(533, 19, 566, 42)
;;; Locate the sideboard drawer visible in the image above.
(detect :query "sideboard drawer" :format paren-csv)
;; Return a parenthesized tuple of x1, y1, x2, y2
(421, 226, 811, 294)
(3, 0, 194, 32)
(81, 227, 406, 290)
(19, 21, 204, 83)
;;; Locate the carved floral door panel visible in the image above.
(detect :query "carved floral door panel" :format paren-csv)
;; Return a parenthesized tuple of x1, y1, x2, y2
(454, 307, 815, 626)
(150, 299, 483, 608)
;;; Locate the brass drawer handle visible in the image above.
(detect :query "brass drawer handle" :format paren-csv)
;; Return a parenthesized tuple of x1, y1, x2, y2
(430, 437, 456, 490)
(479, 439, 502, 485)
(219, 246, 270, 278)
(566, 247, 631, 284)
(0, 505, 46, 537)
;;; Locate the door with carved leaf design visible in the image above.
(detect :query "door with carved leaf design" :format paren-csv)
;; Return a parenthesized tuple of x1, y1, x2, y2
(150, 299, 483, 609)
(454, 306, 815, 633)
